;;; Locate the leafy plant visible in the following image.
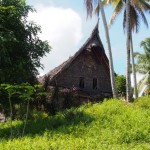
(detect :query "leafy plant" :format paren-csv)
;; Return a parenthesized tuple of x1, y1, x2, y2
(134, 38, 150, 96)
(19, 84, 35, 137)
(0, 84, 19, 139)
(115, 75, 126, 98)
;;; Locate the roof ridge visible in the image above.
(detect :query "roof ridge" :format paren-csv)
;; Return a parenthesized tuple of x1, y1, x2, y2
(91, 19, 99, 36)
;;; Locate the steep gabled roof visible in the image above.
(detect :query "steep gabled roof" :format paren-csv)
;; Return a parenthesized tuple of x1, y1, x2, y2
(40, 22, 110, 83)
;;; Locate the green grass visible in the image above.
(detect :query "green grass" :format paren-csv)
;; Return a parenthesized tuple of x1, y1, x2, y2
(0, 97, 150, 150)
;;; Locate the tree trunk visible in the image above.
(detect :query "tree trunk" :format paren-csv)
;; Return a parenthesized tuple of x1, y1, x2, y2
(126, 0, 132, 102)
(130, 33, 138, 99)
(8, 93, 13, 140)
(22, 99, 29, 137)
(98, 0, 118, 98)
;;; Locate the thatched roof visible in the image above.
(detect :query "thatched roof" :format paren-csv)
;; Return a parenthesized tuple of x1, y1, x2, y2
(39, 22, 110, 83)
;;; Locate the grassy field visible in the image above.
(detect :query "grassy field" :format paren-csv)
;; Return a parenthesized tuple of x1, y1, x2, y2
(0, 97, 150, 150)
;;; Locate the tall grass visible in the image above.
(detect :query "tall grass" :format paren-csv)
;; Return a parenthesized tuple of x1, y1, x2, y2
(0, 97, 150, 149)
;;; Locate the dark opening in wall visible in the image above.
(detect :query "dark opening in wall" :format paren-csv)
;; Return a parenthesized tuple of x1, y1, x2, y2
(93, 78, 97, 89)
(79, 77, 84, 89)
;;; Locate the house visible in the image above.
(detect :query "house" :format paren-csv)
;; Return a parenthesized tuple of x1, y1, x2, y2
(41, 22, 112, 97)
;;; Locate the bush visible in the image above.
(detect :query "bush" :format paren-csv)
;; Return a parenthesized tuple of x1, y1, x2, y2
(1, 97, 150, 149)
(115, 75, 126, 98)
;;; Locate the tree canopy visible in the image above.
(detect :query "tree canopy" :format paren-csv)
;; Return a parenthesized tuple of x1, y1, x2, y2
(0, 0, 51, 84)
(108, 0, 150, 33)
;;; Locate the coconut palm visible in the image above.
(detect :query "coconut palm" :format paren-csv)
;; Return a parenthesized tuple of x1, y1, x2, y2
(106, 0, 150, 100)
(84, 0, 118, 98)
(125, 0, 132, 102)
(134, 38, 150, 96)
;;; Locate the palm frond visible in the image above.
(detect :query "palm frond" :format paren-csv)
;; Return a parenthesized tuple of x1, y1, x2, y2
(132, 3, 149, 29)
(112, 0, 121, 7)
(134, 52, 145, 59)
(138, 0, 150, 11)
(137, 72, 150, 92)
(94, 2, 100, 16)
(111, 0, 150, 33)
(109, 0, 123, 28)
(139, 10, 149, 28)
(123, 10, 126, 33)
(130, 5, 140, 33)
(140, 38, 150, 57)
(135, 64, 148, 74)
(85, 0, 94, 18)
(134, 49, 149, 74)
(133, 52, 141, 57)
(103, 0, 109, 5)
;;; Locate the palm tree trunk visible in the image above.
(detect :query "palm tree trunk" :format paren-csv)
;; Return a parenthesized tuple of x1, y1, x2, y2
(98, 0, 118, 98)
(126, 0, 132, 102)
(130, 33, 138, 99)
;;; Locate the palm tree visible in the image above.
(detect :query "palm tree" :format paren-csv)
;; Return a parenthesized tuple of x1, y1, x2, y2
(125, 0, 132, 102)
(106, 0, 150, 100)
(134, 38, 150, 96)
(85, 0, 118, 98)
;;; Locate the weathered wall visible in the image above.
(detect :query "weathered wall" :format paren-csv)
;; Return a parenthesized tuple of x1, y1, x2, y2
(51, 49, 112, 96)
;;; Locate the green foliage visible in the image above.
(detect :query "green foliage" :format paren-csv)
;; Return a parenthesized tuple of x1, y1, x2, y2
(30, 109, 49, 120)
(134, 37, 150, 95)
(0, 84, 18, 139)
(0, 0, 51, 84)
(134, 96, 150, 109)
(0, 83, 45, 118)
(0, 83, 40, 138)
(0, 83, 73, 120)
(134, 38, 150, 74)
(115, 75, 126, 97)
(0, 97, 150, 149)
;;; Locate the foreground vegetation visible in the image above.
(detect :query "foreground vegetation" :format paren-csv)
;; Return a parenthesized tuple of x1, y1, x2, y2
(0, 97, 150, 149)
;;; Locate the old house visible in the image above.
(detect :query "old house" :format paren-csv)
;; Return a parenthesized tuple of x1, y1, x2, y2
(41, 23, 112, 98)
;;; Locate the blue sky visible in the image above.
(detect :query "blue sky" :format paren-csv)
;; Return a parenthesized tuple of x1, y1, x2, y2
(27, 0, 150, 77)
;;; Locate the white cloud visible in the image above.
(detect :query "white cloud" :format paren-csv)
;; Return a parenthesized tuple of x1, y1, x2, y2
(28, 5, 83, 75)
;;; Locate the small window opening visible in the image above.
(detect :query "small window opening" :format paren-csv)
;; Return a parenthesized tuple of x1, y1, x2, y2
(93, 78, 97, 89)
(79, 77, 84, 89)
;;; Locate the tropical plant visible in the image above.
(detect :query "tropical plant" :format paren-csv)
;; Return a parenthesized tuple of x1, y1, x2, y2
(84, 0, 118, 98)
(134, 38, 150, 96)
(106, 0, 150, 100)
(0, 83, 45, 138)
(115, 75, 126, 98)
(19, 84, 35, 137)
(0, 84, 19, 139)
